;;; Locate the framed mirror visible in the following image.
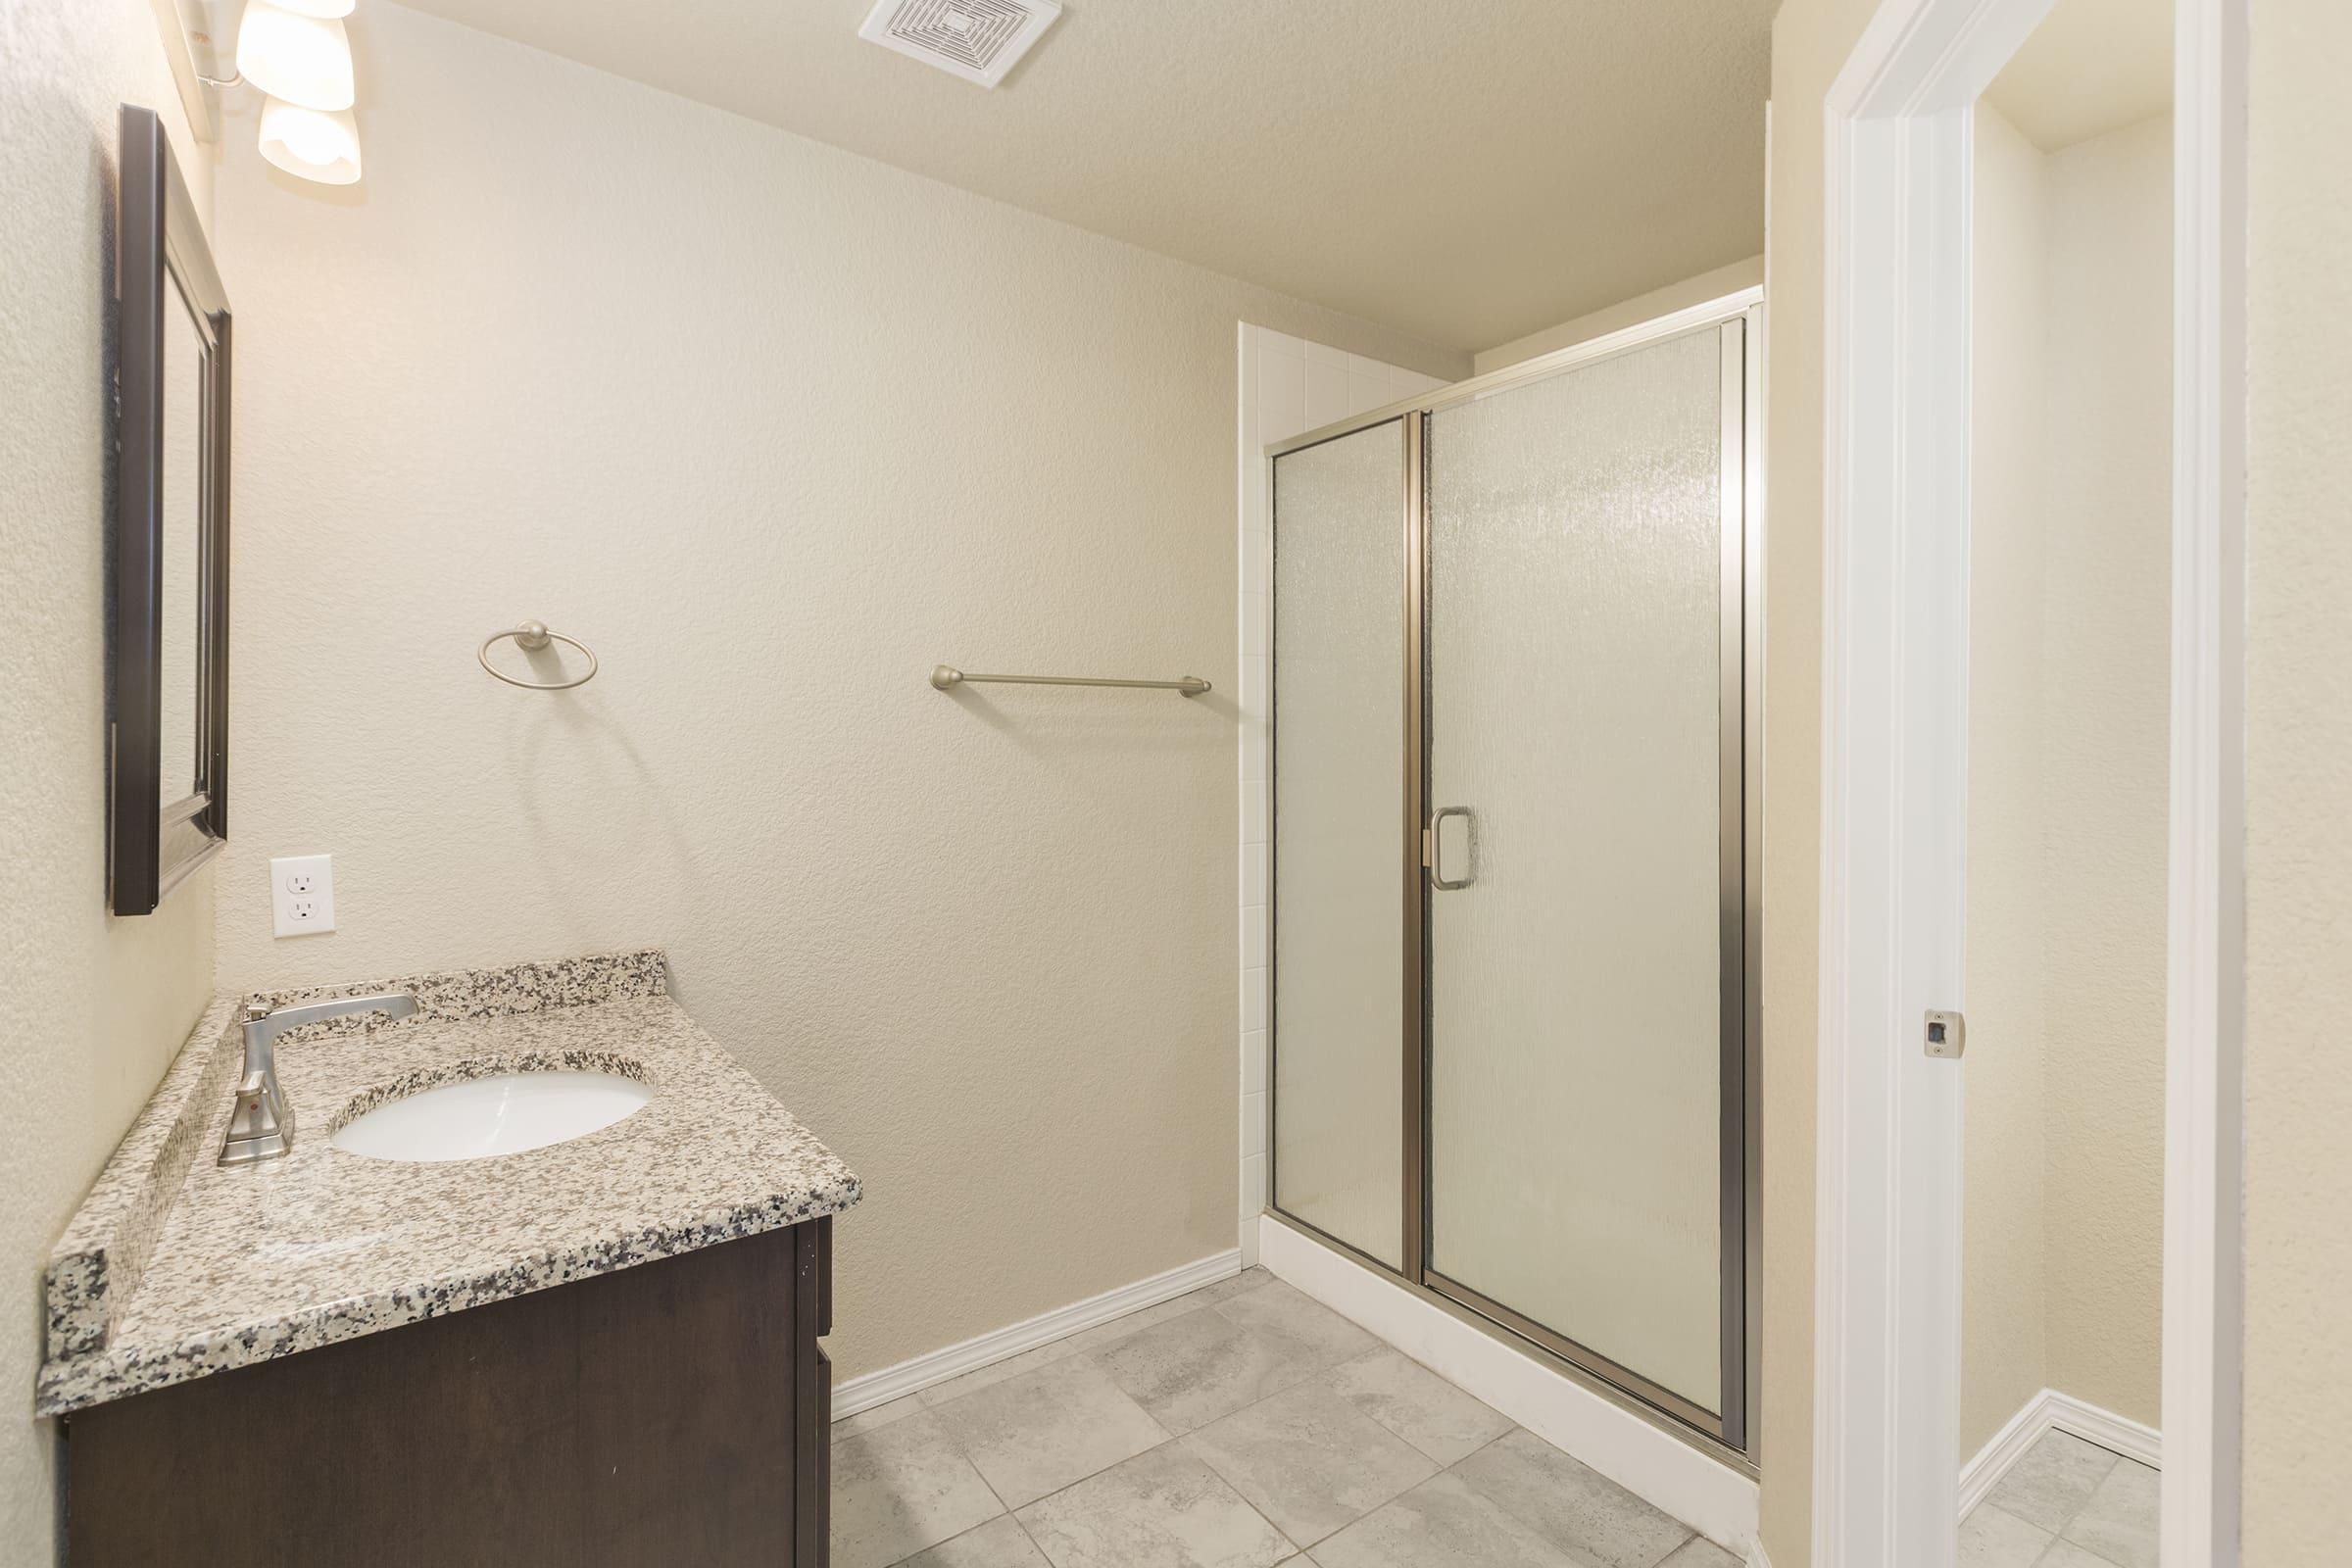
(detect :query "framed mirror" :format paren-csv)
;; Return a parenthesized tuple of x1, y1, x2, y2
(112, 104, 230, 916)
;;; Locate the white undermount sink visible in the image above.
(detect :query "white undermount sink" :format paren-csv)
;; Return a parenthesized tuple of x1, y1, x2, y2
(329, 1070, 652, 1162)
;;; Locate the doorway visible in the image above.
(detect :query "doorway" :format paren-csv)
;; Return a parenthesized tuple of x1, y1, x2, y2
(1812, 0, 2244, 1562)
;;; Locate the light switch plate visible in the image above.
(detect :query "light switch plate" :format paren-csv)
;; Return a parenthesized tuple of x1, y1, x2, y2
(270, 854, 335, 937)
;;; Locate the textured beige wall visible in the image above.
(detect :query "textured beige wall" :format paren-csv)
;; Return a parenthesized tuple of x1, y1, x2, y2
(1961, 106, 2172, 1456)
(2243, 0, 2352, 1559)
(1963, 101, 2058, 1453)
(2034, 111, 2171, 1434)
(210, 2, 1465, 1384)
(1469, 256, 1767, 376)
(0, 1, 220, 1558)
(1757, 0, 1883, 1558)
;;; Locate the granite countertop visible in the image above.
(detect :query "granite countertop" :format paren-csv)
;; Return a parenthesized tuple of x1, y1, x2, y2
(36, 950, 859, 1417)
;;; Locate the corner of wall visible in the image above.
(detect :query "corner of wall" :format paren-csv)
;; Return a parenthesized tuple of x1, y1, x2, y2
(1472, 256, 1768, 378)
(1, 1, 226, 1554)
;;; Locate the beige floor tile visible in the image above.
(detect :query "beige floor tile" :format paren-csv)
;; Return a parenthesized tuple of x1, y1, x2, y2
(932, 1355, 1171, 1508)
(1958, 1502, 2053, 1568)
(2038, 1544, 2126, 1568)
(1186, 1267, 1277, 1307)
(2060, 1457, 2158, 1568)
(1982, 1431, 2119, 1533)
(1015, 1445, 1296, 1568)
(1322, 1349, 1512, 1465)
(1212, 1282, 1377, 1369)
(919, 1339, 1088, 1408)
(1310, 1472, 1588, 1568)
(1450, 1427, 1693, 1568)
(832, 1409, 1005, 1568)
(897, 1516, 1054, 1567)
(836, 1393, 928, 1441)
(841, 1273, 1733, 1568)
(1095, 1303, 1331, 1433)
(1063, 1294, 1215, 1356)
(1181, 1379, 1438, 1544)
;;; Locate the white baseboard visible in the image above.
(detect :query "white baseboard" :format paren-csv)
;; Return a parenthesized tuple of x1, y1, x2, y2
(1959, 1388, 2163, 1518)
(1257, 1214, 1759, 1556)
(831, 1249, 1244, 1420)
(1745, 1544, 1774, 1568)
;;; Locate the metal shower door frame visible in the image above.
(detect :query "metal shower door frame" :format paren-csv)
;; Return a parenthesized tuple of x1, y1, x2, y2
(1264, 289, 1763, 1463)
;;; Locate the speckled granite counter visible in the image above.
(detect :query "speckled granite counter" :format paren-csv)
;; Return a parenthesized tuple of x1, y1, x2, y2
(36, 950, 859, 1417)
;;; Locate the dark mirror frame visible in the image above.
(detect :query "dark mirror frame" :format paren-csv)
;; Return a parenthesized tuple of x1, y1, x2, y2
(112, 104, 231, 916)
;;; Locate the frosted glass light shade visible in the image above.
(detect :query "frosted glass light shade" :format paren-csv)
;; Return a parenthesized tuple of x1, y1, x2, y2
(236, 1, 356, 111)
(266, 0, 356, 15)
(259, 97, 362, 184)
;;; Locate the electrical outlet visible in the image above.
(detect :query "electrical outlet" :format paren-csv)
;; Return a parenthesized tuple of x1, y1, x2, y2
(270, 854, 336, 937)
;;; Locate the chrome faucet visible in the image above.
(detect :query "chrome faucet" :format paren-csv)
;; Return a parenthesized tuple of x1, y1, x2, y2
(219, 991, 419, 1166)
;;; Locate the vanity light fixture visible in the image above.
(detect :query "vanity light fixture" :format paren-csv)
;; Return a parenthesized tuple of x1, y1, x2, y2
(216, 0, 368, 185)
(258, 97, 362, 184)
(234, 0, 356, 112)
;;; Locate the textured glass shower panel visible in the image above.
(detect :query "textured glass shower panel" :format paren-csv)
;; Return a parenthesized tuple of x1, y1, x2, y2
(1271, 418, 1406, 1268)
(1425, 329, 1727, 1408)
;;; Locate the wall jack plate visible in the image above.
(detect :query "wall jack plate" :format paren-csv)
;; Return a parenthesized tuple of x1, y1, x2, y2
(270, 854, 336, 937)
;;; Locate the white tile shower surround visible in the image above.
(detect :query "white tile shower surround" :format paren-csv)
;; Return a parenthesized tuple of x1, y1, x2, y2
(830, 1267, 1740, 1568)
(1234, 326, 1447, 1263)
(1957, 1430, 2159, 1568)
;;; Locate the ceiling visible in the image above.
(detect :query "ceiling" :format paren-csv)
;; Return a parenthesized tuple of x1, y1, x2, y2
(391, 0, 1773, 354)
(1985, 0, 2174, 151)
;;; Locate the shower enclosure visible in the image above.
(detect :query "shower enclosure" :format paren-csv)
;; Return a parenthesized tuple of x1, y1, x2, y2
(1266, 295, 1761, 1455)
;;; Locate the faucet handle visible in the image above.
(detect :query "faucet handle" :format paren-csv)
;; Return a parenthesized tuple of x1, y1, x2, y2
(220, 1074, 294, 1166)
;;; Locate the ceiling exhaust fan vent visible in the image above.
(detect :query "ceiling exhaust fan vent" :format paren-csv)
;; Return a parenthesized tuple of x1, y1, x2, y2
(858, 0, 1061, 88)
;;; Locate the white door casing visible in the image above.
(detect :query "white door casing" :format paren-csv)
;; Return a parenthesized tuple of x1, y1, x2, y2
(1811, 0, 2245, 1564)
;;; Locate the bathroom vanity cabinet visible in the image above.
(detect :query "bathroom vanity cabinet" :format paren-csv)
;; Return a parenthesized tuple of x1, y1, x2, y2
(41, 954, 858, 1567)
(64, 1217, 834, 1566)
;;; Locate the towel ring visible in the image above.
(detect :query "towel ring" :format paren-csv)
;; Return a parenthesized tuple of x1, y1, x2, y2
(478, 620, 598, 691)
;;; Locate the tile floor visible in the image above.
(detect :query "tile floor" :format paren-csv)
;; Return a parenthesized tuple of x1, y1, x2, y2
(1959, 1430, 2160, 1568)
(830, 1268, 1740, 1568)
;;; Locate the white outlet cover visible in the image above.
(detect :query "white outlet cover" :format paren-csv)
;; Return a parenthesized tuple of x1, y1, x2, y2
(270, 854, 336, 938)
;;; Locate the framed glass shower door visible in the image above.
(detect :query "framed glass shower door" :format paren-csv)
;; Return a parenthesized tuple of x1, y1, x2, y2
(1422, 321, 1747, 1439)
(1265, 304, 1756, 1453)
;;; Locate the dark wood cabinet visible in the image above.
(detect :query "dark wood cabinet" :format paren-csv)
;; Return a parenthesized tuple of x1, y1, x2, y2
(65, 1218, 833, 1567)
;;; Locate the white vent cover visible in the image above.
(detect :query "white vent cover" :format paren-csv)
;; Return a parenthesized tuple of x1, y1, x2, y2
(858, 0, 1061, 88)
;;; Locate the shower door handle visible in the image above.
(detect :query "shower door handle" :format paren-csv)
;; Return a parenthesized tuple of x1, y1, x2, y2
(1427, 806, 1475, 891)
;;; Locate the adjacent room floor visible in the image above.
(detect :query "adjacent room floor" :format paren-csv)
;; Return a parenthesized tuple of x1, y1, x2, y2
(1959, 1430, 2160, 1568)
(830, 1267, 1739, 1568)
